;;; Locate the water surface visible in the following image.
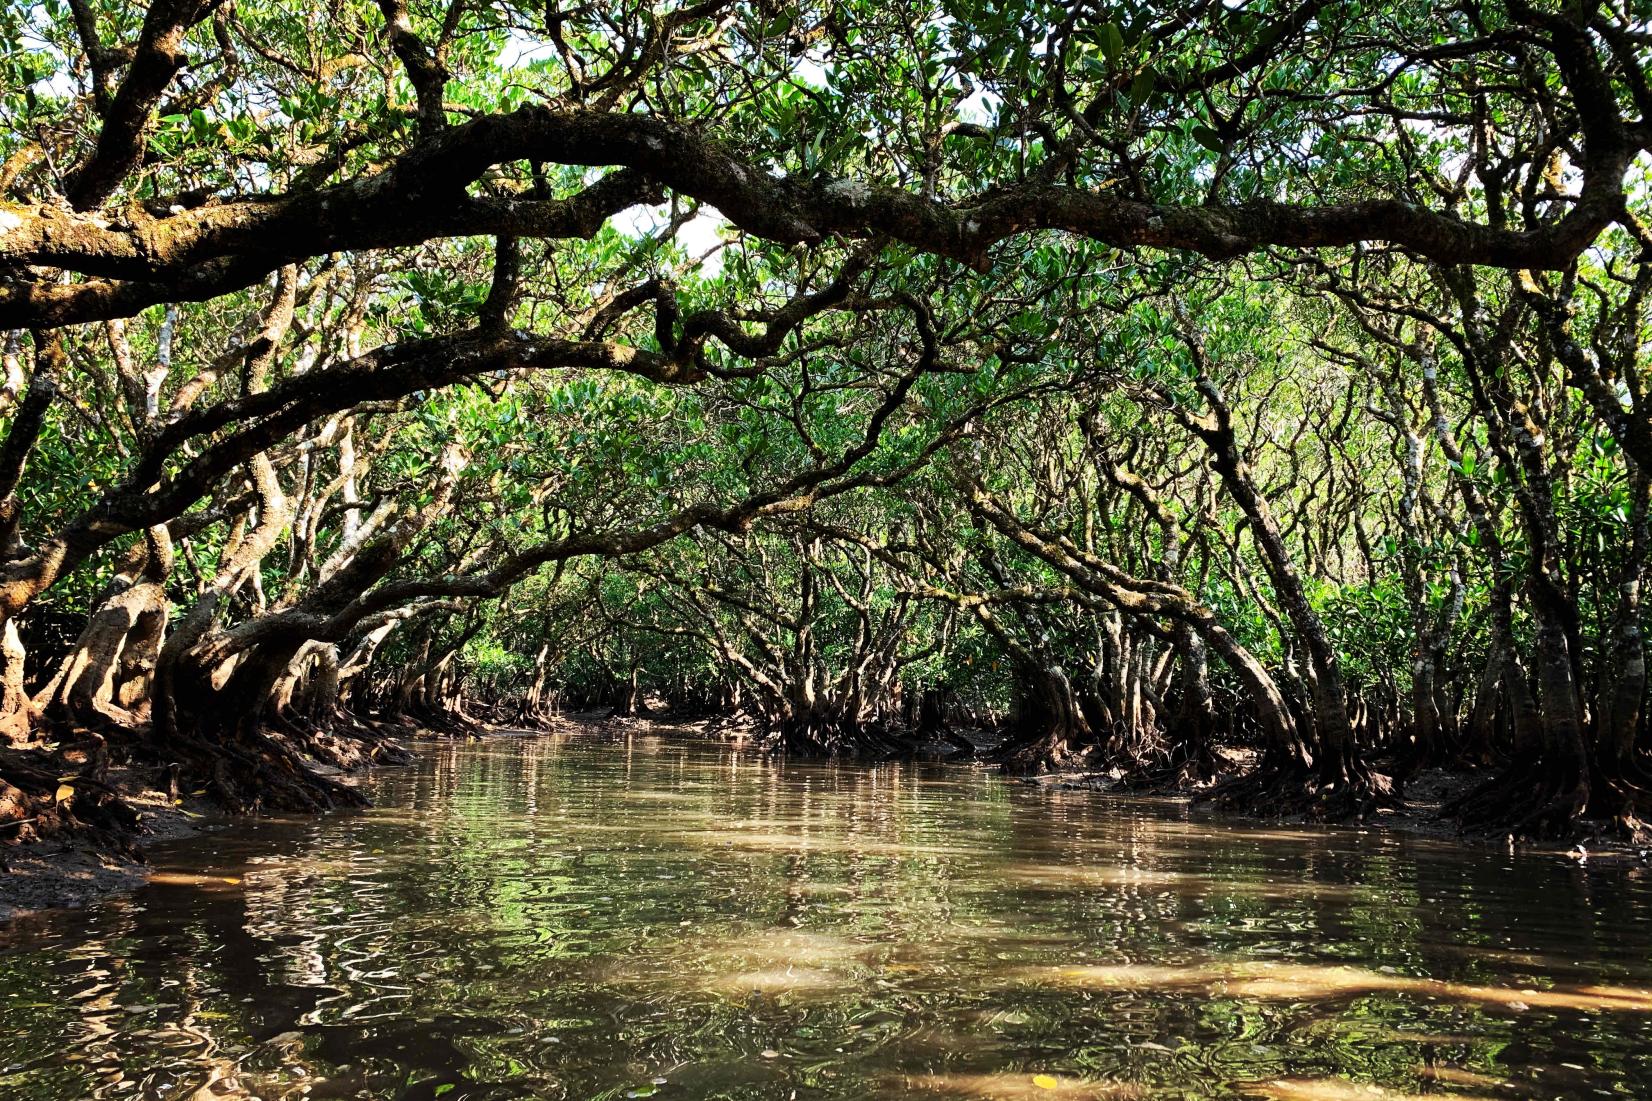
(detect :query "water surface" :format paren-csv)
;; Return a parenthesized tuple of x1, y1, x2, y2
(4, 730, 1652, 1099)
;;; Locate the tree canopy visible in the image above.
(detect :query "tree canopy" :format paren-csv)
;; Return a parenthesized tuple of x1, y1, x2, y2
(0, 0, 1650, 842)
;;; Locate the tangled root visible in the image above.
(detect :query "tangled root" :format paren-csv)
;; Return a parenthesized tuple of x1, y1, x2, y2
(1207, 761, 1396, 823)
(1445, 761, 1590, 840)
(0, 745, 142, 856)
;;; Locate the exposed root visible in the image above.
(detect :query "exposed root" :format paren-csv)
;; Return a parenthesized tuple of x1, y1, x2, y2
(1117, 738, 1224, 792)
(767, 716, 912, 759)
(271, 711, 414, 769)
(993, 726, 1094, 775)
(147, 718, 369, 815)
(1585, 753, 1652, 843)
(377, 703, 485, 740)
(0, 745, 142, 856)
(1206, 760, 1396, 822)
(921, 726, 978, 759)
(1445, 760, 1590, 840)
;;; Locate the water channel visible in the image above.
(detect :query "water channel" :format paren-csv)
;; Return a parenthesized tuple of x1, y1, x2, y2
(4, 730, 1651, 1099)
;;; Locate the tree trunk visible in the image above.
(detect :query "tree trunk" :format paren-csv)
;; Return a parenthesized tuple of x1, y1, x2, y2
(0, 616, 29, 743)
(1590, 469, 1651, 834)
(999, 665, 1094, 774)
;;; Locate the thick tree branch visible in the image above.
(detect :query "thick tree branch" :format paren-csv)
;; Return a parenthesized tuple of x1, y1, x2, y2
(1, 96, 1628, 329)
(64, 0, 221, 210)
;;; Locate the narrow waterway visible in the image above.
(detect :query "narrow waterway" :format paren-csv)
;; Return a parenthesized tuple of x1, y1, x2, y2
(4, 730, 1652, 1100)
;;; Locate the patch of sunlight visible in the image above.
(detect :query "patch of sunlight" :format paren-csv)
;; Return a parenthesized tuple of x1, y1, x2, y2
(148, 872, 243, 889)
(888, 1072, 1142, 1099)
(241, 858, 372, 878)
(1255, 1078, 1502, 1101)
(666, 827, 975, 858)
(709, 966, 846, 994)
(1003, 863, 1364, 902)
(699, 928, 871, 968)
(1016, 961, 1652, 1012)
(1418, 1065, 1510, 1090)
(178, 1062, 249, 1101)
(600, 929, 875, 998)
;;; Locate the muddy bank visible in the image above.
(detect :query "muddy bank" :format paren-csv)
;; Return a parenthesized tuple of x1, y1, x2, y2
(0, 721, 577, 923)
(1019, 762, 1651, 864)
(0, 767, 207, 922)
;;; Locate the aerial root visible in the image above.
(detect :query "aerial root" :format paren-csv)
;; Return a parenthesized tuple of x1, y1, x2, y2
(1445, 761, 1590, 840)
(156, 724, 368, 815)
(1207, 762, 1395, 823)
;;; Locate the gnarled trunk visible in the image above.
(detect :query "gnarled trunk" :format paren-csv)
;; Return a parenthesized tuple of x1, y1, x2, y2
(999, 665, 1095, 774)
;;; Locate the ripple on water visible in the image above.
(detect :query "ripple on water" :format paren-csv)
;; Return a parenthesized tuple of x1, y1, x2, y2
(2, 731, 1651, 1099)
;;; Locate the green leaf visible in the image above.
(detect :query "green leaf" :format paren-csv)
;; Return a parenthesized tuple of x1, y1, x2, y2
(1099, 23, 1124, 63)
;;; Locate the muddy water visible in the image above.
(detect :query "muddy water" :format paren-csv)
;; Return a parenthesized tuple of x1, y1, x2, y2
(4, 732, 1652, 1100)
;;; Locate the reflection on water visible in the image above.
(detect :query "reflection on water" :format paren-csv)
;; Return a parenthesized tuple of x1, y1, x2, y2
(4, 731, 1652, 1099)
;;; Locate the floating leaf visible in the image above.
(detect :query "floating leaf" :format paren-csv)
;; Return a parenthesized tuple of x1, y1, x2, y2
(1033, 1074, 1061, 1090)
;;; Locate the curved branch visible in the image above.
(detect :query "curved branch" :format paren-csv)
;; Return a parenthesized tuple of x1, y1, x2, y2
(3, 89, 1629, 329)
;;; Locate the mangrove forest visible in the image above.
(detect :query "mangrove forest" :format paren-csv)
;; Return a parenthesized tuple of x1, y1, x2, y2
(4, 0, 1652, 1094)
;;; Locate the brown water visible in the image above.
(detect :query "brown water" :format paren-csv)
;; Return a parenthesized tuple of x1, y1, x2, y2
(4, 731, 1652, 1100)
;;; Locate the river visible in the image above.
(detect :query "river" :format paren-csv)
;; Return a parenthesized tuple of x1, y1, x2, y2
(3, 730, 1651, 1099)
